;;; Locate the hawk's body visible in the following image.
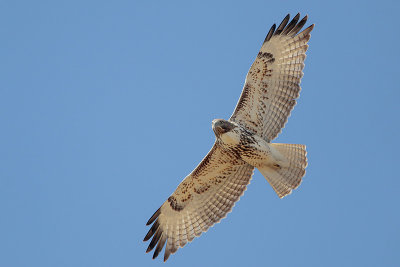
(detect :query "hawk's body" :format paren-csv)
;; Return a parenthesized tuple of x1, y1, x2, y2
(144, 14, 314, 261)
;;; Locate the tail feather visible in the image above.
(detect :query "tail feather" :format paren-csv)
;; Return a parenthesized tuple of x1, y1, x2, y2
(258, 143, 307, 198)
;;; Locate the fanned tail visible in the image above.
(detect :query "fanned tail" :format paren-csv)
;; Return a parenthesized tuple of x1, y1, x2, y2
(258, 143, 307, 198)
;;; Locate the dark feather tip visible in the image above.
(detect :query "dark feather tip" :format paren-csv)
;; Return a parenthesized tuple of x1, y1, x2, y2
(290, 15, 308, 35)
(264, 24, 276, 43)
(274, 14, 290, 36)
(147, 228, 162, 253)
(152, 234, 166, 259)
(164, 249, 171, 262)
(146, 207, 161, 226)
(143, 220, 159, 242)
(282, 13, 300, 35)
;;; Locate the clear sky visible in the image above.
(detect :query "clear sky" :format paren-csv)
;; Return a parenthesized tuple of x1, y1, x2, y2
(1, 0, 400, 266)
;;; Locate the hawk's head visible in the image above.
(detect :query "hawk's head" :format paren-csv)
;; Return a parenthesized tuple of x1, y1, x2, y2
(212, 119, 236, 137)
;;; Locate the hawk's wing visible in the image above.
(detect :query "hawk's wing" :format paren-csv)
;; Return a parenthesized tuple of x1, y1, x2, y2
(230, 14, 314, 142)
(144, 143, 254, 261)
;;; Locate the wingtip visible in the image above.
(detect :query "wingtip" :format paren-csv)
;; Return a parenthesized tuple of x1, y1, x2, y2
(303, 23, 315, 35)
(164, 249, 171, 262)
(143, 220, 160, 241)
(284, 13, 290, 20)
(264, 23, 276, 43)
(270, 23, 276, 33)
(152, 251, 159, 259)
(146, 207, 161, 225)
(275, 14, 291, 35)
(152, 233, 167, 260)
(146, 245, 153, 253)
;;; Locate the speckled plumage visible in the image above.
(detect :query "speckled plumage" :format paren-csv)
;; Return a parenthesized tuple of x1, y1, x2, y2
(144, 13, 313, 261)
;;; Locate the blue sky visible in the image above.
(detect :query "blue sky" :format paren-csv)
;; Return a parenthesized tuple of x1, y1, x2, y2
(1, 0, 399, 266)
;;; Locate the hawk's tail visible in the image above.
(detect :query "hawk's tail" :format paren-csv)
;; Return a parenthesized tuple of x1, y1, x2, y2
(258, 143, 308, 198)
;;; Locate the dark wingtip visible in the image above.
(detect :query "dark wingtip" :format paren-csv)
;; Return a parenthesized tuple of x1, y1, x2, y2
(284, 13, 290, 22)
(283, 13, 290, 22)
(143, 234, 151, 242)
(300, 23, 315, 36)
(293, 13, 300, 22)
(282, 13, 300, 35)
(264, 13, 311, 43)
(146, 207, 161, 226)
(264, 23, 276, 43)
(143, 220, 160, 242)
(146, 228, 162, 253)
(274, 14, 290, 36)
(152, 234, 166, 259)
(164, 249, 171, 262)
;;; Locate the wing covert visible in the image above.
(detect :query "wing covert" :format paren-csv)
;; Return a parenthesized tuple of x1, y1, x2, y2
(144, 143, 254, 261)
(230, 14, 314, 141)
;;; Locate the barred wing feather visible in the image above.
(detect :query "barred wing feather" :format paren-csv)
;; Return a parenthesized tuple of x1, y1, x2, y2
(144, 143, 254, 261)
(230, 14, 314, 142)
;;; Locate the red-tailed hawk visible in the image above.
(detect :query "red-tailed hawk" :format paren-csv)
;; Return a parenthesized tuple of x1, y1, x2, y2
(144, 13, 314, 261)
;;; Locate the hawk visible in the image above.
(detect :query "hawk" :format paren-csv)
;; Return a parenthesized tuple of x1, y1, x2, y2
(144, 13, 314, 261)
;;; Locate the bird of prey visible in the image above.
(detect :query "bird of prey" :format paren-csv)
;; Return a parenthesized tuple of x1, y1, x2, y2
(144, 13, 314, 261)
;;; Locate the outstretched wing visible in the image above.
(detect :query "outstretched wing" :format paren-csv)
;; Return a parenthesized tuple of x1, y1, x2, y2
(230, 14, 314, 142)
(144, 143, 254, 261)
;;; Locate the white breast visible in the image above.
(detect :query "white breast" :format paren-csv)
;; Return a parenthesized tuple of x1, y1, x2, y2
(220, 131, 240, 146)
